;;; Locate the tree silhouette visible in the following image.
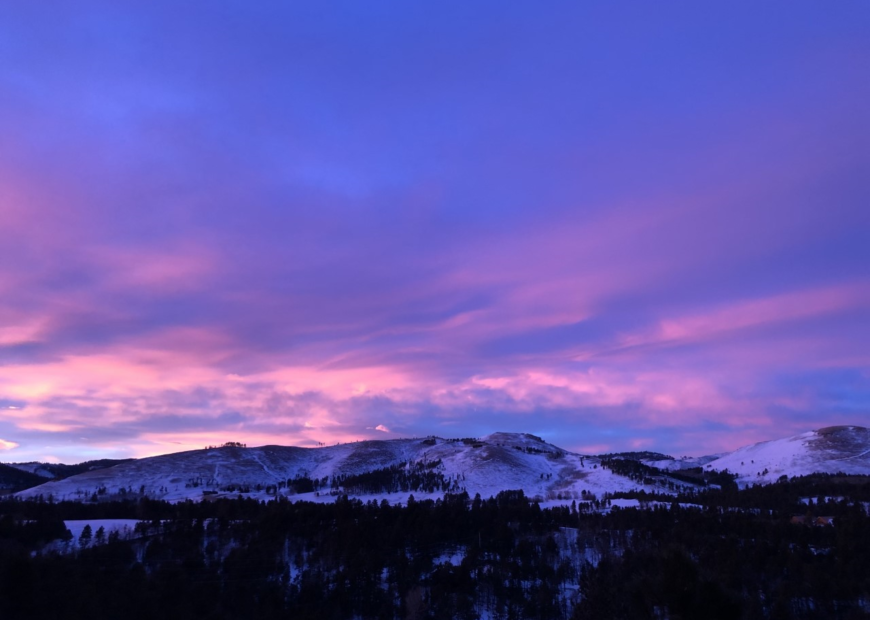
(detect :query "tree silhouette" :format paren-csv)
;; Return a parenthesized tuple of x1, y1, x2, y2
(78, 524, 92, 547)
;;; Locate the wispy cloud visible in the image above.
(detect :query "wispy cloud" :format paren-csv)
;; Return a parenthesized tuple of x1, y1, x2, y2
(0, 2, 867, 461)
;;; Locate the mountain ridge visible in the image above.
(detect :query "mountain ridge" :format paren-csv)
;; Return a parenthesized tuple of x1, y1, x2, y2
(7, 426, 870, 502)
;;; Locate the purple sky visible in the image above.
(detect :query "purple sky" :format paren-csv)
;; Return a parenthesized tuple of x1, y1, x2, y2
(1, 2, 868, 462)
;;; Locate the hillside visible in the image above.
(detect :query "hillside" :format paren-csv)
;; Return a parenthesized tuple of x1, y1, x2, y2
(14, 433, 662, 503)
(702, 425, 870, 485)
(0, 462, 49, 493)
(9, 459, 134, 482)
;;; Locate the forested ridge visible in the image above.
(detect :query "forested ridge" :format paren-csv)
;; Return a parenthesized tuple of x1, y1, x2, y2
(1, 474, 869, 619)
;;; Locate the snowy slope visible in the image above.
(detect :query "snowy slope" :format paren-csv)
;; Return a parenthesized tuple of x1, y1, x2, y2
(8, 463, 56, 479)
(14, 433, 662, 503)
(703, 425, 870, 485)
(642, 455, 721, 471)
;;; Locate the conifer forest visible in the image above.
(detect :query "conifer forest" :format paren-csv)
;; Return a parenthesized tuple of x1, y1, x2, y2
(2, 474, 870, 619)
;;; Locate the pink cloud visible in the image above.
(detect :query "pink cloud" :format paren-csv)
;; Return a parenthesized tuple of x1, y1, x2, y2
(640, 282, 870, 348)
(86, 243, 220, 293)
(460, 368, 756, 428)
(0, 104, 865, 463)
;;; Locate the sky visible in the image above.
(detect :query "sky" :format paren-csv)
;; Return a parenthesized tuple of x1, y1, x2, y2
(0, 1, 868, 463)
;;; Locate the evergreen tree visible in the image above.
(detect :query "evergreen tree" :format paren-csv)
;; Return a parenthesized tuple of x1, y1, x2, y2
(78, 524, 92, 547)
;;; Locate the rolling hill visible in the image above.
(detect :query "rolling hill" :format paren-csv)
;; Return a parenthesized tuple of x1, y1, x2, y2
(13, 433, 658, 503)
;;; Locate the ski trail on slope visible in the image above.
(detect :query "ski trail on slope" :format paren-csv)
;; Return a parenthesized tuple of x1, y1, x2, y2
(251, 451, 282, 481)
(831, 448, 870, 462)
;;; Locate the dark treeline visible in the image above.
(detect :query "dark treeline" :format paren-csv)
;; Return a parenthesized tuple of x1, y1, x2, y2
(0, 475, 869, 619)
(182, 462, 463, 497)
(335, 461, 461, 495)
(598, 456, 739, 491)
(613, 473, 870, 514)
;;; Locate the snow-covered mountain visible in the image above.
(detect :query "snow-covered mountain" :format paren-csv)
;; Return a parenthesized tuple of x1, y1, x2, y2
(14, 432, 658, 504)
(11, 427, 870, 503)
